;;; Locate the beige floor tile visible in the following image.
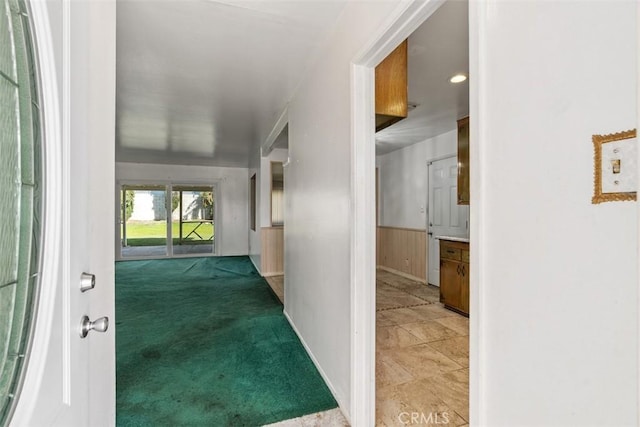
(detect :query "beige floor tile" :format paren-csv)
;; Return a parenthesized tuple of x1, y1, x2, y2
(385, 294, 429, 309)
(265, 275, 284, 303)
(377, 297, 429, 311)
(299, 408, 350, 427)
(264, 408, 350, 427)
(376, 351, 415, 388)
(376, 325, 424, 349)
(382, 306, 436, 325)
(376, 311, 396, 327)
(376, 269, 400, 281)
(427, 337, 469, 368)
(376, 382, 466, 427)
(400, 320, 462, 343)
(377, 285, 427, 305)
(412, 304, 459, 320)
(377, 286, 411, 299)
(378, 276, 416, 289)
(385, 279, 433, 295)
(376, 383, 421, 427)
(264, 419, 301, 427)
(433, 316, 469, 336)
(376, 292, 408, 304)
(404, 288, 440, 304)
(377, 299, 406, 311)
(381, 304, 454, 325)
(398, 380, 468, 427)
(377, 308, 424, 325)
(376, 286, 422, 310)
(385, 344, 463, 380)
(420, 369, 469, 422)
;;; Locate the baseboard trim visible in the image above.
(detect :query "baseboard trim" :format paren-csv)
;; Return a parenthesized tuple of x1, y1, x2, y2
(282, 309, 351, 426)
(377, 265, 426, 284)
(262, 271, 284, 277)
(248, 255, 261, 274)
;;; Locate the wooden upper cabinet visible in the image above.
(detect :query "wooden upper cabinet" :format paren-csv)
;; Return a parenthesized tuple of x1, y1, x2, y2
(457, 116, 470, 205)
(375, 40, 408, 132)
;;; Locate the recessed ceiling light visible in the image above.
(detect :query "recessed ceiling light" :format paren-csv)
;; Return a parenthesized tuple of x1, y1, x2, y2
(449, 74, 467, 83)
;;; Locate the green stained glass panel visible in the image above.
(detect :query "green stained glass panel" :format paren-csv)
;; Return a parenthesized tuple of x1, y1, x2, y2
(0, 283, 17, 396)
(0, 0, 16, 82)
(0, 74, 20, 288)
(0, 0, 43, 423)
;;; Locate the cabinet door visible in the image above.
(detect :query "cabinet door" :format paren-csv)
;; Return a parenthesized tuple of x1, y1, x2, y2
(375, 40, 408, 131)
(441, 259, 461, 309)
(459, 263, 470, 315)
(457, 117, 470, 205)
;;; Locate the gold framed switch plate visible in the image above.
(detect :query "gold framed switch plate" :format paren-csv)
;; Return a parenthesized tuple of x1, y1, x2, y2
(592, 128, 637, 204)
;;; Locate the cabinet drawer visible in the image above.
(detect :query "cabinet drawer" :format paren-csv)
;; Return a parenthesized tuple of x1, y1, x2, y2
(461, 249, 470, 263)
(441, 246, 461, 261)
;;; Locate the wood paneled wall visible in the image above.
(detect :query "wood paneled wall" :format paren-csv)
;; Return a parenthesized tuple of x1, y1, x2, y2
(261, 227, 283, 276)
(377, 226, 426, 282)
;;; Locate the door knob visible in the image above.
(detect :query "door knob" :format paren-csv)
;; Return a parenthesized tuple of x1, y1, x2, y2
(79, 315, 109, 338)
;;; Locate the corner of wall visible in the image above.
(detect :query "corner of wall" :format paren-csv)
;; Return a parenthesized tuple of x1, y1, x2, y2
(282, 309, 351, 425)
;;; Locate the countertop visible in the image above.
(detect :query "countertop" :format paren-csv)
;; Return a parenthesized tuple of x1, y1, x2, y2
(435, 235, 470, 243)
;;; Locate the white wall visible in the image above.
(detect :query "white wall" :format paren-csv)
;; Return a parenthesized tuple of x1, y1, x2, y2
(474, 1, 637, 425)
(116, 162, 249, 256)
(284, 1, 403, 417)
(376, 129, 456, 229)
(248, 148, 288, 272)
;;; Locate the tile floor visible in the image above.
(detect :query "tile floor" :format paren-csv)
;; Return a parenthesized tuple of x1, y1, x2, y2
(265, 275, 284, 303)
(264, 270, 469, 427)
(265, 408, 349, 427)
(375, 270, 469, 427)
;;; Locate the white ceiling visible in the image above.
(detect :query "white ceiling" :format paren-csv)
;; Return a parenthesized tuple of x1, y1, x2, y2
(116, 0, 467, 166)
(116, 0, 346, 167)
(375, 0, 469, 155)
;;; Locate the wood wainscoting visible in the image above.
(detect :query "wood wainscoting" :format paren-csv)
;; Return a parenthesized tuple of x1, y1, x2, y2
(376, 226, 426, 283)
(261, 227, 283, 276)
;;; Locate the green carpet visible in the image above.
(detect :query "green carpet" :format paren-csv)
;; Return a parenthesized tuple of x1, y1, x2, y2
(116, 256, 337, 426)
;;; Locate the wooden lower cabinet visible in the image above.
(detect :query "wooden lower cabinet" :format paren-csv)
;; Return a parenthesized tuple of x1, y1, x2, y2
(439, 240, 469, 316)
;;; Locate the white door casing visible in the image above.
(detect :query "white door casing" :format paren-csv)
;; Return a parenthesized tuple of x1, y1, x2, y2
(350, 1, 446, 424)
(427, 156, 469, 286)
(10, 0, 116, 426)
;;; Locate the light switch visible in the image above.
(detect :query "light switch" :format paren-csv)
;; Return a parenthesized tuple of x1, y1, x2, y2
(601, 136, 637, 193)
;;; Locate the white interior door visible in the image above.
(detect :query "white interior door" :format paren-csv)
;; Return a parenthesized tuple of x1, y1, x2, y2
(11, 1, 116, 425)
(427, 156, 469, 286)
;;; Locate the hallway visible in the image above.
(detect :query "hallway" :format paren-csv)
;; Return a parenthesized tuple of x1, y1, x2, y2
(115, 257, 336, 426)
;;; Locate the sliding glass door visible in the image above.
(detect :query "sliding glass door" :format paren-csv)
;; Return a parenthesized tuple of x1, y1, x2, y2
(172, 186, 215, 256)
(119, 184, 216, 259)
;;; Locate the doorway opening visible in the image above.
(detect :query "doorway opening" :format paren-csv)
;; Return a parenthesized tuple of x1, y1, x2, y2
(350, 0, 476, 424)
